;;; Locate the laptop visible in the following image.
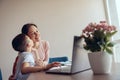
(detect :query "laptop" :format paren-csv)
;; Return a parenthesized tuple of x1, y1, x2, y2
(46, 36, 91, 74)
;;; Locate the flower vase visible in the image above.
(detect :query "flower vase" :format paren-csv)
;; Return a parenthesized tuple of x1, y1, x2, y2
(88, 51, 112, 74)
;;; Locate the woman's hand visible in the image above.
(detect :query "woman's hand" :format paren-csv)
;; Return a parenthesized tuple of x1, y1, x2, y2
(33, 42, 40, 49)
(35, 59, 45, 67)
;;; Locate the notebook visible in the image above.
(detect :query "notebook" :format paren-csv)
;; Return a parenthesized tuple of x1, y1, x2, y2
(46, 36, 91, 74)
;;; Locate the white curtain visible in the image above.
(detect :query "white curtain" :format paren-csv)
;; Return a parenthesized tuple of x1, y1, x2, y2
(104, 0, 120, 63)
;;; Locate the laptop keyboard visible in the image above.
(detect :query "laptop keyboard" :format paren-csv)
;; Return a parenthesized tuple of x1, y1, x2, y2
(48, 66, 71, 72)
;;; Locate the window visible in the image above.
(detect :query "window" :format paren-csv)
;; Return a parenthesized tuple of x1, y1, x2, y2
(116, 0, 120, 25)
(104, 0, 120, 63)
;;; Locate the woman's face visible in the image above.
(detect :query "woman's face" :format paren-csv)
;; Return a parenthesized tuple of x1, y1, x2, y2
(27, 26, 40, 43)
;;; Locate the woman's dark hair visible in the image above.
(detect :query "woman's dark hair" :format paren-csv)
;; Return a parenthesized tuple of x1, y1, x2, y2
(12, 33, 27, 52)
(21, 23, 37, 35)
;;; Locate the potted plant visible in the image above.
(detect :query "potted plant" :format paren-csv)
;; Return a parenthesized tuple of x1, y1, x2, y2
(81, 21, 117, 74)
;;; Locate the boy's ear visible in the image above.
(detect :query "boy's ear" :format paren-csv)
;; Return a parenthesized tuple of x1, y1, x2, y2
(26, 43, 30, 47)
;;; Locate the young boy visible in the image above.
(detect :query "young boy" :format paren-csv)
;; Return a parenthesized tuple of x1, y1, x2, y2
(12, 33, 60, 80)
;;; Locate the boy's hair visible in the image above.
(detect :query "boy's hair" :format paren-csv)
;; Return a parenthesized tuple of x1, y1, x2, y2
(12, 33, 28, 52)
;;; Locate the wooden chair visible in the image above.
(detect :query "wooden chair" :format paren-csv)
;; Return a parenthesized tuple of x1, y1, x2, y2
(9, 56, 18, 80)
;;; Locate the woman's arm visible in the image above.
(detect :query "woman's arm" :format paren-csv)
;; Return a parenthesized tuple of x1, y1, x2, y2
(32, 48, 40, 60)
(32, 48, 45, 66)
(32, 41, 50, 66)
(43, 41, 50, 64)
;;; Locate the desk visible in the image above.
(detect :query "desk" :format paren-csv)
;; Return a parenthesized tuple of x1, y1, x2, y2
(27, 63, 120, 80)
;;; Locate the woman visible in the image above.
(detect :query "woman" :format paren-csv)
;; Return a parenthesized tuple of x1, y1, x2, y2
(9, 23, 60, 80)
(21, 23, 49, 66)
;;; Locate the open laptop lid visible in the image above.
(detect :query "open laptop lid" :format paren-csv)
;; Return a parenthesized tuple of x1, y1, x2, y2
(71, 36, 91, 74)
(46, 36, 90, 74)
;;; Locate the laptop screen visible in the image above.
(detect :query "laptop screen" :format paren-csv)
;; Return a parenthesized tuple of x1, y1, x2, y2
(46, 36, 90, 74)
(71, 36, 90, 73)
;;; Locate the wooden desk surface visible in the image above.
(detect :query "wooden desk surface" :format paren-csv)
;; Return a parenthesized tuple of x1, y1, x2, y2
(27, 63, 120, 80)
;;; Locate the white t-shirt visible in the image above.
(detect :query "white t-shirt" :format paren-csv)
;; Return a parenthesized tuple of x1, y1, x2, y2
(14, 52, 35, 80)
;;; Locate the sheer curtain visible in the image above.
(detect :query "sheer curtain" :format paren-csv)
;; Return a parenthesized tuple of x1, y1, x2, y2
(104, 0, 120, 63)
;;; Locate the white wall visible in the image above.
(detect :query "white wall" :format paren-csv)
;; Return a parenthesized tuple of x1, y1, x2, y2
(0, 0, 106, 79)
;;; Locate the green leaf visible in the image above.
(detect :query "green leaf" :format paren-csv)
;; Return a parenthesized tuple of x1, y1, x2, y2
(84, 46, 89, 50)
(105, 47, 113, 54)
(106, 31, 117, 37)
(107, 42, 114, 47)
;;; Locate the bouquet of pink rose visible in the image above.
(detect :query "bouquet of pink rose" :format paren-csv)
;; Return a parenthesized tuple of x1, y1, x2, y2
(82, 21, 117, 54)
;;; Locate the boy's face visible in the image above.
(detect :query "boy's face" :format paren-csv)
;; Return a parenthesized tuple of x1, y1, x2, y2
(26, 36, 34, 48)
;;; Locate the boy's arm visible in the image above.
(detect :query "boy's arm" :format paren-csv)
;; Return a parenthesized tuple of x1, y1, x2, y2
(21, 62, 61, 74)
(21, 62, 45, 74)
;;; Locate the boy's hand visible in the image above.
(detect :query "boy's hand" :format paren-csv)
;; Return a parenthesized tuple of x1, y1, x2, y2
(45, 62, 61, 70)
